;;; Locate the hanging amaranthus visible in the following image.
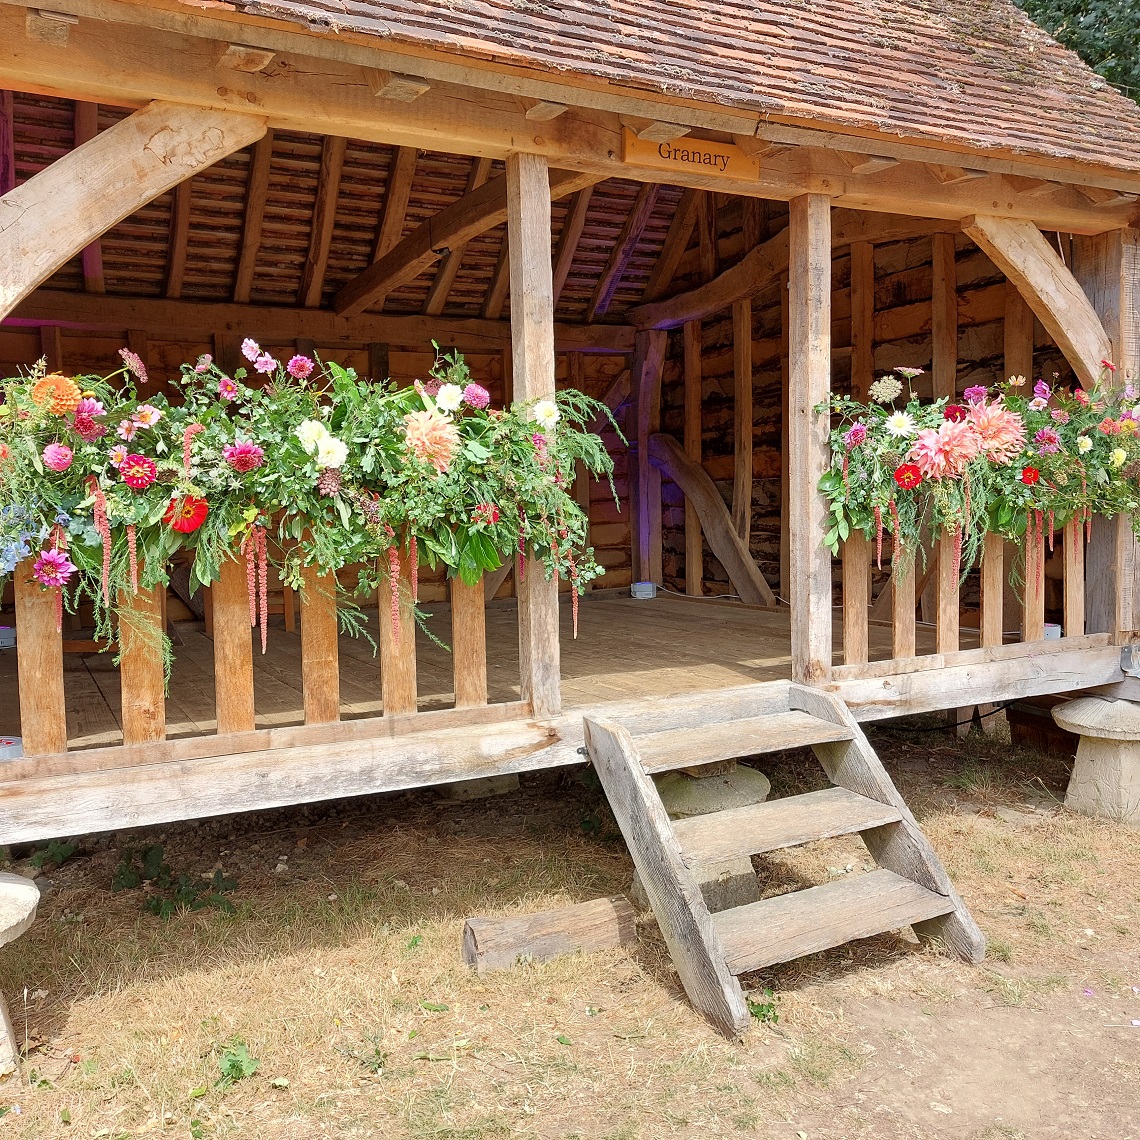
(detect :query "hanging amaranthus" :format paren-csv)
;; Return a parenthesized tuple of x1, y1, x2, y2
(409, 534, 418, 604)
(126, 524, 138, 594)
(87, 475, 112, 606)
(256, 524, 268, 654)
(182, 422, 205, 477)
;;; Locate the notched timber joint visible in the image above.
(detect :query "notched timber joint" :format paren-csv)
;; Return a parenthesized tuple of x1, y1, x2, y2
(217, 43, 277, 73)
(364, 68, 431, 101)
(624, 117, 691, 143)
(26, 7, 76, 44)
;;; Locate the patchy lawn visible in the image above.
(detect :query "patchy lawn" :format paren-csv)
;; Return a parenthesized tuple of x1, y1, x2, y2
(1, 716, 1138, 1139)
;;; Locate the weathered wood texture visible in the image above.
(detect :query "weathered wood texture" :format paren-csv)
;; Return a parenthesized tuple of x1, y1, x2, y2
(461, 896, 637, 973)
(731, 298, 753, 545)
(300, 564, 341, 725)
(212, 555, 256, 735)
(683, 318, 703, 595)
(118, 584, 167, 745)
(582, 716, 750, 1038)
(633, 329, 668, 584)
(13, 563, 67, 755)
(842, 534, 870, 666)
(450, 575, 488, 708)
(379, 558, 417, 717)
(0, 101, 266, 320)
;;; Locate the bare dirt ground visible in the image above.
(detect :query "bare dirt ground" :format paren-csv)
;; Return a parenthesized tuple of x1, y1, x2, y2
(0, 716, 1138, 1139)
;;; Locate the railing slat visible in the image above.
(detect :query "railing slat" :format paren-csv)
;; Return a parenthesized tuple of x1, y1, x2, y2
(1023, 530, 1046, 642)
(892, 560, 916, 659)
(842, 533, 870, 665)
(980, 532, 1005, 648)
(118, 583, 166, 744)
(13, 563, 67, 755)
(380, 554, 417, 716)
(213, 554, 256, 734)
(936, 533, 959, 654)
(451, 575, 488, 708)
(300, 564, 340, 725)
(1063, 519, 1085, 638)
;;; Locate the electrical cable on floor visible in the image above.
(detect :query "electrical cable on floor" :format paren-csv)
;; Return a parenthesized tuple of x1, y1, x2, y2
(878, 700, 1017, 734)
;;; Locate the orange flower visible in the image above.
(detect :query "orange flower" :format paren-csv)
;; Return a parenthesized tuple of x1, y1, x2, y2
(403, 409, 461, 474)
(30, 373, 82, 415)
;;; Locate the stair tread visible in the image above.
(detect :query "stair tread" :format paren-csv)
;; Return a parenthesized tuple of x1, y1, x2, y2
(672, 787, 903, 865)
(712, 869, 955, 975)
(636, 711, 855, 774)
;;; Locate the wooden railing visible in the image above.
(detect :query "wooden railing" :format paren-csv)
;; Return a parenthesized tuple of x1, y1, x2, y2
(838, 519, 1092, 672)
(7, 551, 539, 768)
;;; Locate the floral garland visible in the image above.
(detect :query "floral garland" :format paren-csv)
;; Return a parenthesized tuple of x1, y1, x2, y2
(819, 362, 1140, 578)
(0, 344, 618, 654)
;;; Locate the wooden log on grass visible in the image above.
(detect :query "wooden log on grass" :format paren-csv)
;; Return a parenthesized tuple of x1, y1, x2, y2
(461, 895, 637, 973)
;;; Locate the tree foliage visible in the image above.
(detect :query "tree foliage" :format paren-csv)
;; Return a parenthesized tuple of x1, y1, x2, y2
(1016, 1, 1140, 96)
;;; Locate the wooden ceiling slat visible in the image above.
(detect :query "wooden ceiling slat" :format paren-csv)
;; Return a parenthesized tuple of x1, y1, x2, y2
(164, 181, 193, 301)
(298, 134, 348, 308)
(481, 237, 510, 320)
(587, 182, 661, 321)
(642, 187, 699, 303)
(424, 155, 493, 316)
(552, 185, 594, 310)
(234, 131, 274, 304)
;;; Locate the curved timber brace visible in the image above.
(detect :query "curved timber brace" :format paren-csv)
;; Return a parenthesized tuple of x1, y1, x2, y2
(0, 101, 267, 321)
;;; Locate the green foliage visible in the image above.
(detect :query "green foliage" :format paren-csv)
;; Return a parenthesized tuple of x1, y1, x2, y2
(111, 844, 237, 919)
(29, 839, 77, 869)
(338, 1034, 390, 1075)
(1016, 1, 1140, 96)
(747, 990, 780, 1026)
(216, 1039, 260, 1088)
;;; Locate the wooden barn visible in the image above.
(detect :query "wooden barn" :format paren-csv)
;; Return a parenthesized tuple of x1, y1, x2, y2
(1, 0, 1140, 1020)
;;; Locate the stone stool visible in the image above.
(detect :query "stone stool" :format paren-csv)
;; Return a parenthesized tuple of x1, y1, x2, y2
(0, 873, 41, 1080)
(1052, 697, 1140, 827)
(632, 761, 771, 912)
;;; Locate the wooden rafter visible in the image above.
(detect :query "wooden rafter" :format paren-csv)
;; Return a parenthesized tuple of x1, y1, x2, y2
(849, 241, 874, 401)
(424, 156, 493, 316)
(73, 101, 105, 294)
(482, 240, 510, 320)
(642, 187, 699, 303)
(335, 168, 596, 318)
(373, 145, 418, 262)
(233, 129, 273, 304)
(298, 134, 347, 308)
(587, 182, 660, 321)
(697, 192, 718, 281)
(551, 185, 594, 307)
(0, 90, 13, 196)
(164, 180, 192, 300)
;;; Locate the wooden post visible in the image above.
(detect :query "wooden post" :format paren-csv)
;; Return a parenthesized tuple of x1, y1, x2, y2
(300, 564, 340, 724)
(506, 151, 561, 717)
(73, 101, 106, 295)
(118, 583, 166, 744)
(683, 318, 703, 596)
(788, 194, 833, 685)
(451, 576, 488, 708)
(13, 566, 67, 755)
(38, 325, 62, 372)
(212, 555, 255, 735)
(0, 90, 15, 197)
(632, 329, 668, 585)
(849, 241, 874, 401)
(379, 554, 417, 716)
(936, 535, 960, 655)
(892, 561, 916, 660)
(1063, 520, 1085, 638)
(980, 532, 1005, 648)
(1003, 283, 1035, 381)
(732, 298, 752, 545)
(779, 273, 790, 605)
(1023, 529, 1046, 642)
(842, 534, 870, 665)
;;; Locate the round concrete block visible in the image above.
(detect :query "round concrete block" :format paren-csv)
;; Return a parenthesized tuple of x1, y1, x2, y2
(0, 873, 39, 948)
(1053, 697, 1140, 828)
(655, 763, 771, 820)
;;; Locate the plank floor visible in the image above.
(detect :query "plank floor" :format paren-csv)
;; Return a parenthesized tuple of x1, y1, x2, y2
(0, 591, 962, 750)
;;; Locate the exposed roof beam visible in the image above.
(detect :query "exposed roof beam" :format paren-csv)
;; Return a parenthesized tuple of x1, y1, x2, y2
(523, 99, 568, 121)
(218, 43, 275, 73)
(365, 144, 418, 311)
(927, 163, 988, 186)
(233, 129, 273, 304)
(335, 168, 597, 318)
(482, 241, 510, 320)
(642, 187, 699, 302)
(363, 68, 431, 102)
(73, 100, 104, 294)
(587, 182, 660, 320)
(9, 288, 635, 354)
(424, 155, 493, 316)
(551, 185, 594, 307)
(298, 134, 347, 308)
(164, 180, 192, 300)
(631, 212, 960, 330)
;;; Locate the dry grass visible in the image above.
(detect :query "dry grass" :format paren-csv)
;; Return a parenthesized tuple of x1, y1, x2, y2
(0, 716, 1138, 1138)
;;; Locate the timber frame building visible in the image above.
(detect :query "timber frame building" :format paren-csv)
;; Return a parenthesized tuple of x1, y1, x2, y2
(1, 0, 1139, 839)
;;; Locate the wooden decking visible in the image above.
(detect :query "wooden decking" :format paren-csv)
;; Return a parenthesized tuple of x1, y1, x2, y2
(0, 591, 954, 751)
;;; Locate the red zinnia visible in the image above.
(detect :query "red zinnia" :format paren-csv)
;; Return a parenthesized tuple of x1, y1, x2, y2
(943, 404, 967, 422)
(893, 463, 922, 490)
(164, 495, 209, 533)
(119, 453, 157, 490)
(1020, 466, 1040, 486)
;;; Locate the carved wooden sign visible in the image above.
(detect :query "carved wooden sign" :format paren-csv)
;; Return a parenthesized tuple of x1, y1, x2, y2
(621, 129, 759, 180)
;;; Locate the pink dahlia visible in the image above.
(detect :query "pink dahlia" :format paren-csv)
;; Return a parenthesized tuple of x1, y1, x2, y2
(223, 440, 265, 473)
(42, 442, 73, 472)
(966, 398, 1026, 464)
(254, 353, 277, 374)
(463, 383, 491, 410)
(908, 419, 982, 479)
(1051, 409, 1070, 425)
(73, 396, 107, 442)
(842, 422, 867, 449)
(32, 547, 76, 588)
(403, 409, 461, 474)
(1034, 427, 1061, 454)
(287, 355, 314, 380)
(75, 397, 105, 418)
(963, 385, 988, 403)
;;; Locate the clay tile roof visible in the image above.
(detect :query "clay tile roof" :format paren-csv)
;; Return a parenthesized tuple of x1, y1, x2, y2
(227, 0, 1140, 177)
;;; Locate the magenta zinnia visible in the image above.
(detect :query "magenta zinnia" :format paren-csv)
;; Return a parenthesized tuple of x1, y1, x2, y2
(32, 548, 76, 588)
(403, 410, 461, 474)
(223, 440, 265, 473)
(119, 453, 157, 490)
(1034, 427, 1061, 454)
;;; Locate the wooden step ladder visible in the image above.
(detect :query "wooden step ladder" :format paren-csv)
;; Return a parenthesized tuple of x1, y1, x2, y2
(583, 680, 985, 1038)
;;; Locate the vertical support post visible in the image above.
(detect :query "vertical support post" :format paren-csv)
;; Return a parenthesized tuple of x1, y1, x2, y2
(779, 274, 790, 605)
(849, 241, 874, 401)
(1063, 519, 1085, 638)
(451, 576, 488, 708)
(1023, 528, 1046, 642)
(1003, 283, 1035, 381)
(300, 563, 340, 725)
(732, 298, 752, 545)
(980, 532, 1005, 648)
(379, 554, 417, 716)
(892, 561, 916, 660)
(13, 566, 67, 754)
(788, 194, 833, 685)
(212, 555, 255, 735)
(507, 150, 561, 717)
(936, 533, 960, 655)
(842, 534, 870, 665)
(39, 325, 62, 371)
(683, 319, 703, 596)
(74, 101, 106, 295)
(632, 328, 668, 586)
(569, 351, 592, 594)
(118, 583, 166, 744)
(368, 341, 390, 382)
